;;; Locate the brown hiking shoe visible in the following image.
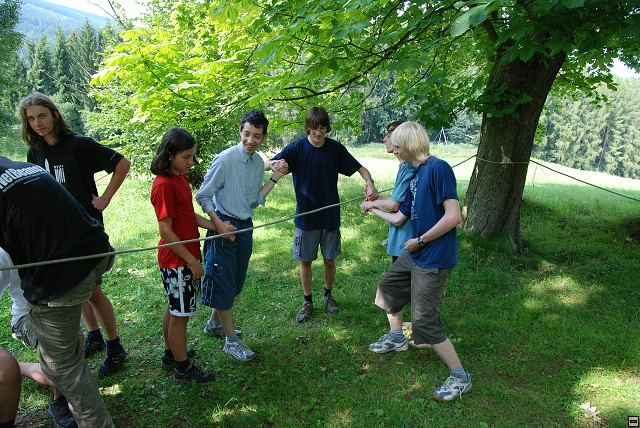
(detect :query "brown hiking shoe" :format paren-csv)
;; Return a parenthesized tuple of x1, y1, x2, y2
(295, 301, 314, 323)
(323, 294, 339, 314)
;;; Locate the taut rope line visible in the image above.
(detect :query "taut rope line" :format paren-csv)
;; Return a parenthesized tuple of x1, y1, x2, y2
(5, 152, 638, 271)
(0, 188, 393, 272)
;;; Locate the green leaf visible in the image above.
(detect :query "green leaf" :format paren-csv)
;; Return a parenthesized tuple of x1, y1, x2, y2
(451, 4, 491, 37)
(560, 0, 585, 8)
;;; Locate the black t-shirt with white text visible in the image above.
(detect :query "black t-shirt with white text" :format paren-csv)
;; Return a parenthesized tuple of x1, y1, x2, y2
(0, 157, 110, 304)
(27, 133, 123, 224)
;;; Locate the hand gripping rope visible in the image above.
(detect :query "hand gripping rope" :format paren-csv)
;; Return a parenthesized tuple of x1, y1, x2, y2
(2, 154, 638, 272)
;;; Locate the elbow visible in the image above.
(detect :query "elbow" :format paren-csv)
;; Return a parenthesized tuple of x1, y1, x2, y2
(392, 215, 407, 228)
(451, 212, 462, 227)
(118, 158, 132, 173)
(454, 211, 462, 225)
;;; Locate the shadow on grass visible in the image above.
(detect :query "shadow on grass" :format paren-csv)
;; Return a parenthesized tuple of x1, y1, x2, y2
(6, 177, 640, 427)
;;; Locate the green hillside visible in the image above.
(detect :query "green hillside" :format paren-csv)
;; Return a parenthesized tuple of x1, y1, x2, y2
(16, 0, 112, 42)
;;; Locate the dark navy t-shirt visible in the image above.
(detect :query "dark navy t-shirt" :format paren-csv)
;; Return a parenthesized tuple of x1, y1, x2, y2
(399, 156, 459, 268)
(273, 137, 362, 230)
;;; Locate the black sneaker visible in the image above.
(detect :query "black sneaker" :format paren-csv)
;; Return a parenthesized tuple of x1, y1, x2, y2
(98, 347, 127, 376)
(48, 395, 78, 428)
(83, 334, 105, 358)
(161, 348, 196, 370)
(173, 363, 215, 384)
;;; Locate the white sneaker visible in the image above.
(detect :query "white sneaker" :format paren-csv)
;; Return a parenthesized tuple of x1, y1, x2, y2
(433, 375, 472, 401)
(223, 340, 256, 361)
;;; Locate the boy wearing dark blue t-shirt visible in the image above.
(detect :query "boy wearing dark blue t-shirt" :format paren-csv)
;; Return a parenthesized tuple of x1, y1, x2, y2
(270, 107, 378, 322)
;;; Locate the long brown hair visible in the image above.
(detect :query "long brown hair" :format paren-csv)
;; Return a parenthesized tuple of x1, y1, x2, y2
(151, 127, 197, 177)
(19, 92, 74, 148)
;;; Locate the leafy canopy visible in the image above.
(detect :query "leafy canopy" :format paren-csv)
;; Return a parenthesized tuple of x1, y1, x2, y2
(92, 0, 640, 172)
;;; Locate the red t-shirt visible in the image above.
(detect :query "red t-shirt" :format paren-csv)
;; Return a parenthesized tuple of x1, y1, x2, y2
(150, 173, 201, 268)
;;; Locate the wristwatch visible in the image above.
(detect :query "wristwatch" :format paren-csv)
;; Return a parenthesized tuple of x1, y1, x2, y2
(417, 236, 425, 247)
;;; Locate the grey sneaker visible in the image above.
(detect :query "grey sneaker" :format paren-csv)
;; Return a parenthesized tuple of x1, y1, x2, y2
(368, 333, 409, 354)
(433, 375, 472, 402)
(48, 395, 77, 428)
(173, 362, 215, 384)
(203, 319, 242, 339)
(223, 339, 256, 361)
(322, 294, 339, 314)
(295, 301, 314, 323)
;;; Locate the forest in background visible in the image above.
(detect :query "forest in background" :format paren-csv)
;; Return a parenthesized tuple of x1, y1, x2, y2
(1, 0, 639, 180)
(15, 0, 111, 42)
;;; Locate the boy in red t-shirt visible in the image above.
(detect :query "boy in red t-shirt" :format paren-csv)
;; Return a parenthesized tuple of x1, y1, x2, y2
(150, 127, 217, 384)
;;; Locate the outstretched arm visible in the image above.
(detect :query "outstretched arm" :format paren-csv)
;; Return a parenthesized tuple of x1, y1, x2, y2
(260, 169, 285, 198)
(364, 206, 408, 228)
(360, 197, 400, 213)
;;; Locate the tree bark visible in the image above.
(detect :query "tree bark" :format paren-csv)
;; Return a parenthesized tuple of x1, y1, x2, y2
(462, 50, 566, 250)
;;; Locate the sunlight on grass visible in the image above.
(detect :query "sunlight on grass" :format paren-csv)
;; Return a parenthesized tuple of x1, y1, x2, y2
(102, 384, 123, 396)
(325, 325, 353, 341)
(570, 368, 640, 427)
(209, 403, 259, 424)
(524, 276, 596, 309)
(324, 407, 355, 427)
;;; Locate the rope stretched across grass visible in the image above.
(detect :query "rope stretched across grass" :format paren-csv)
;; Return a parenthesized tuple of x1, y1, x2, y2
(0, 189, 392, 272)
(4, 153, 636, 271)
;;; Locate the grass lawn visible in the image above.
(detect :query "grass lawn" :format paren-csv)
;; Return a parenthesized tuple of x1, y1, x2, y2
(1, 143, 639, 427)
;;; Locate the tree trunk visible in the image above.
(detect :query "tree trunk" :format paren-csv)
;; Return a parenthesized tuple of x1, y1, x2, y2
(462, 50, 566, 250)
(596, 124, 610, 172)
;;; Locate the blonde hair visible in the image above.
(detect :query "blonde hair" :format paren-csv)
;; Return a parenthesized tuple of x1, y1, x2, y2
(389, 121, 430, 163)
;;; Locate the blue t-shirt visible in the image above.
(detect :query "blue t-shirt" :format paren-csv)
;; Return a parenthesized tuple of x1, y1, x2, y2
(273, 137, 362, 230)
(387, 162, 416, 257)
(399, 157, 458, 268)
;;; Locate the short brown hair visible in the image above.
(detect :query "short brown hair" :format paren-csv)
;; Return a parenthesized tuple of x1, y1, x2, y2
(304, 106, 331, 134)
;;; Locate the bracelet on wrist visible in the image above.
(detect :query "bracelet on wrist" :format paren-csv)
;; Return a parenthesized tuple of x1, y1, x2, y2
(270, 177, 278, 184)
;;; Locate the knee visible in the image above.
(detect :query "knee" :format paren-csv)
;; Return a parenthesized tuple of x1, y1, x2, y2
(0, 349, 21, 388)
(91, 284, 104, 298)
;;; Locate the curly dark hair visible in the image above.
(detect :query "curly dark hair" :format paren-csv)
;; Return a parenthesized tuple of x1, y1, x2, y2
(240, 109, 269, 134)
